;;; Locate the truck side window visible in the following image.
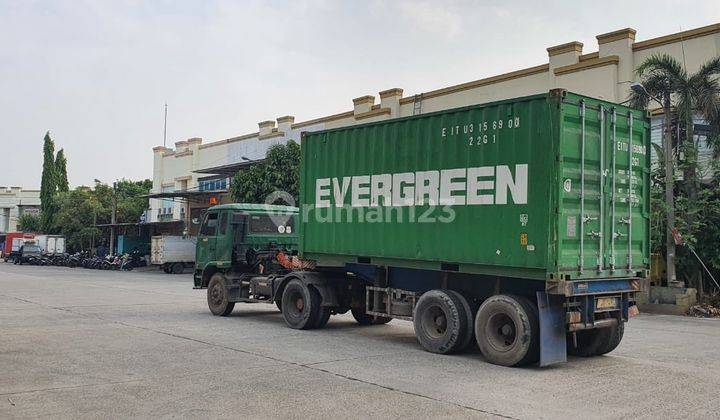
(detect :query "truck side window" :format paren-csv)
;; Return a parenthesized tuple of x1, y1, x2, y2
(249, 214, 294, 234)
(200, 212, 218, 236)
(218, 212, 228, 235)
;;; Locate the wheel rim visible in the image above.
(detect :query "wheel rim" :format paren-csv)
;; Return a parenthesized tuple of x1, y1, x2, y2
(485, 312, 517, 352)
(420, 304, 448, 339)
(286, 289, 305, 319)
(209, 282, 224, 307)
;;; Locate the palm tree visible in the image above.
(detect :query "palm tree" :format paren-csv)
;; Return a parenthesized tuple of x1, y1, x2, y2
(631, 54, 720, 179)
(629, 54, 720, 288)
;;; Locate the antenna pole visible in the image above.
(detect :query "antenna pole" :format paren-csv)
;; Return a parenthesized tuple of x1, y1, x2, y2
(163, 103, 168, 147)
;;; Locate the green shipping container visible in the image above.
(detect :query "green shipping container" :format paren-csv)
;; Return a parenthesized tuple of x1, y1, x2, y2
(299, 90, 650, 284)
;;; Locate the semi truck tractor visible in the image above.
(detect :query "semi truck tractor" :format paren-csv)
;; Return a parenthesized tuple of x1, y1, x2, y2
(194, 90, 650, 367)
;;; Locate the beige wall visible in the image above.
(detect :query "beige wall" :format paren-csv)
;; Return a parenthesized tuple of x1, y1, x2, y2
(150, 23, 720, 220)
(0, 187, 41, 233)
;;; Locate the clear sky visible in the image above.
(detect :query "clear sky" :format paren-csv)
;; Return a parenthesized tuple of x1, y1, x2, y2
(1, 0, 718, 188)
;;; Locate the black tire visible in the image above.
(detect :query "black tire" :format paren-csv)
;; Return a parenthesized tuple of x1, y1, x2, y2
(275, 298, 283, 312)
(171, 263, 184, 274)
(413, 289, 469, 355)
(351, 308, 391, 325)
(446, 290, 476, 352)
(281, 279, 321, 330)
(475, 294, 539, 367)
(316, 308, 331, 328)
(207, 273, 235, 316)
(306, 286, 332, 329)
(568, 320, 624, 357)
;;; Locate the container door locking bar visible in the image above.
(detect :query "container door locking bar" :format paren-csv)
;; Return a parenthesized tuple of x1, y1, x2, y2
(578, 100, 586, 273)
(627, 112, 634, 271)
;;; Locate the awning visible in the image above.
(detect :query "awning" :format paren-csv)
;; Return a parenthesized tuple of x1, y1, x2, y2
(143, 190, 229, 205)
(193, 159, 265, 176)
(95, 220, 184, 227)
(144, 190, 227, 199)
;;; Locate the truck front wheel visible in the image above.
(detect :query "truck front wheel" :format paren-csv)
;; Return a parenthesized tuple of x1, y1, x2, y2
(413, 289, 470, 354)
(475, 294, 539, 367)
(207, 273, 235, 316)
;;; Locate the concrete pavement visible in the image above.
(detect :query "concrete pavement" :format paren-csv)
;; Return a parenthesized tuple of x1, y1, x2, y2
(1, 263, 719, 419)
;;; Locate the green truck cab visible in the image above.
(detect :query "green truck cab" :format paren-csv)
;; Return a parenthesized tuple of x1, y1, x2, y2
(193, 203, 299, 289)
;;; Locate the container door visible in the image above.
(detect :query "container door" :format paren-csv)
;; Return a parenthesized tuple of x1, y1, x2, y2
(558, 97, 649, 279)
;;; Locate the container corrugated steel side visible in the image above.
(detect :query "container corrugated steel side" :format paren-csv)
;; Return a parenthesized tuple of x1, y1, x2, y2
(299, 90, 650, 282)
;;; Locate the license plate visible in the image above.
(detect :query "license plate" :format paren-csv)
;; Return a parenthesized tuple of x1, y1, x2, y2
(596, 297, 617, 310)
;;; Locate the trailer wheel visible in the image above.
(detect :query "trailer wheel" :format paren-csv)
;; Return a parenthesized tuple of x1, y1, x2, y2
(171, 263, 184, 274)
(351, 308, 391, 325)
(413, 289, 469, 354)
(207, 273, 235, 316)
(568, 320, 624, 357)
(281, 279, 321, 330)
(275, 298, 282, 312)
(475, 294, 539, 367)
(446, 290, 476, 352)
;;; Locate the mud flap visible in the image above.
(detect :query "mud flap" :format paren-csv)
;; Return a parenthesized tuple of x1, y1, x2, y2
(537, 291, 567, 366)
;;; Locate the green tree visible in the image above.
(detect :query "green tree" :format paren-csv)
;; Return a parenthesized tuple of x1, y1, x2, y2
(51, 180, 152, 252)
(114, 179, 152, 223)
(630, 54, 720, 293)
(17, 213, 41, 232)
(630, 54, 720, 195)
(231, 141, 301, 204)
(40, 132, 57, 232)
(55, 148, 69, 193)
(53, 188, 102, 252)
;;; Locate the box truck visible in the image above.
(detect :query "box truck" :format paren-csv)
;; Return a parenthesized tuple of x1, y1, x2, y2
(35, 235, 66, 255)
(151, 235, 196, 274)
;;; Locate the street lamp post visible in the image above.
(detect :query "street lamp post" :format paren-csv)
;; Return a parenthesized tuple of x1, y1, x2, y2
(630, 83, 678, 287)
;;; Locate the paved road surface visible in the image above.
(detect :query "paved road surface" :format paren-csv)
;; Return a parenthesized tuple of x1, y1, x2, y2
(1, 263, 719, 419)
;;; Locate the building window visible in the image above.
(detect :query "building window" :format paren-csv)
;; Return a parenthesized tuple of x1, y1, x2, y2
(199, 177, 228, 192)
(650, 114, 712, 181)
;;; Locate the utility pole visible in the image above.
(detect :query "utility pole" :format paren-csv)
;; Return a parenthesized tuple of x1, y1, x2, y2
(662, 92, 678, 287)
(110, 181, 117, 255)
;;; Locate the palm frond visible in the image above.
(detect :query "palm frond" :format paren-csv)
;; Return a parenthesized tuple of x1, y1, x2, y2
(635, 54, 687, 86)
(693, 56, 720, 80)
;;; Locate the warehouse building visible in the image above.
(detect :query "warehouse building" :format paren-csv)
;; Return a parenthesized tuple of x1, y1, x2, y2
(149, 23, 720, 231)
(0, 186, 41, 234)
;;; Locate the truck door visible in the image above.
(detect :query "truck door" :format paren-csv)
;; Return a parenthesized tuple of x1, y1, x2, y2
(214, 211, 232, 263)
(231, 212, 248, 263)
(197, 211, 219, 267)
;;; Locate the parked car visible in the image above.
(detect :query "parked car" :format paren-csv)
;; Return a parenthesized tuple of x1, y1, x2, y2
(14, 244, 43, 265)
